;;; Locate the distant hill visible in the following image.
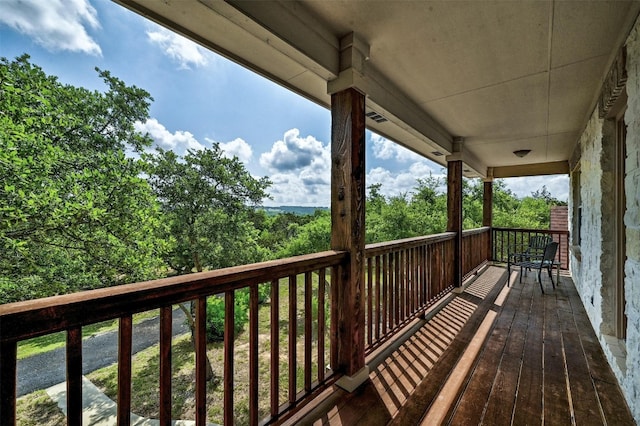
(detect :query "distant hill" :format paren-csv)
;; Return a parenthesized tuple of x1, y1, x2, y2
(258, 206, 329, 216)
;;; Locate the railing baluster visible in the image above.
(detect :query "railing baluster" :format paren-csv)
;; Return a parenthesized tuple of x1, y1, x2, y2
(67, 326, 82, 426)
(250, 285, 259, 425)
(270, 279, 280, 418)
(224, 292, 235, 426)
(382, 254, 388, 335)
(195, 299, 207, 426)
(394, 251, 400, 327)
(406, 249, 411, 316)
(304, 272, 312, 392)
(1, 341, 17, 425)
(159, 306, 172, 425)
(403, 249, 408, 320)
(330, 265, 339, 372)
(118, 315, 132, 426)
(288, 275, 297, 404)
(318, 269, 326, 382)
(375, 255, 381, 341)
(367, 258, 373, 346)
(412, 247, 418, 312)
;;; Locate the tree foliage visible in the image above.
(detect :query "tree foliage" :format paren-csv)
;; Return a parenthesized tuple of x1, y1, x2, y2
(1, 54, 565, 307)
(144, 147, 271, 274)
(1, 55, 165, 299)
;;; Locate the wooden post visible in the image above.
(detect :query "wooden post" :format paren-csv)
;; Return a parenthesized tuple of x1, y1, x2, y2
(330, 87, 366, 381)
(483, 179, 493, 261)
(447, 160, 463, 287)
(482, 180, 493, 227)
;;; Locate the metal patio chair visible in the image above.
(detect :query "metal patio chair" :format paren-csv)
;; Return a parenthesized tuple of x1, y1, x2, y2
(507, 235, 552, 277)
(515, 241, 559, 293)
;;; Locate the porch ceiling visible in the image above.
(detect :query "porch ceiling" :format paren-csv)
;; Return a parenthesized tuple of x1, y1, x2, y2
(116, 0, 639, 178)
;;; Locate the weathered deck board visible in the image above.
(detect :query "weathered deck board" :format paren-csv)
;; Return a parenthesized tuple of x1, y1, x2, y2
(290, 266, 635, 426)
(512, 276, 544, 425)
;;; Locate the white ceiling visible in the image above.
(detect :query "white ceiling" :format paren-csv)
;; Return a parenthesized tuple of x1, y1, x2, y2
(117, 0, 640, 177)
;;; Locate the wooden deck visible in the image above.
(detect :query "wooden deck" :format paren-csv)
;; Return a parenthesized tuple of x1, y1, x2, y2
(288, 265, 635, 425)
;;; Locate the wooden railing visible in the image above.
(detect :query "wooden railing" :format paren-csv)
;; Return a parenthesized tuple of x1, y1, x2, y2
(0, 251, 347, 426)
(363, 232, 456, 353)
(462, 227, 491, 279)
(492, 227, 571, 269)
(1, 228, 494, 425)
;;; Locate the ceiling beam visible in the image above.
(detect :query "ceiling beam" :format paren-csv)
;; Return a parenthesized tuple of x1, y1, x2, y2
(445, 138, 487, 178)
(213, 0, 340, 80)
(492, 161, 569, 178)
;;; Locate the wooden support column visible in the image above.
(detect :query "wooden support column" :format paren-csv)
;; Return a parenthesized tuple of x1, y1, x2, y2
(447, 160, 463, 288)
(483, 179, 494, 261)
(330, 87, 367, 387)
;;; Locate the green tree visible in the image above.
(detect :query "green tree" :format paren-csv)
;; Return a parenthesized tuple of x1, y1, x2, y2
(251, 210, 317, 258)
(277, 210, 331, 257)
(0, 55, 165, 301)
(144, 146, 271, 380)
(409, 175, 448, 236)
(144, 147, 271, 274)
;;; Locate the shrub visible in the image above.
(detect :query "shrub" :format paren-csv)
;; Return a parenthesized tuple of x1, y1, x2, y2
(0, 275, 68, 304)
(204, 284, 270, 342)
(256, 283, 270, 304)
(205, 291, 249, 342)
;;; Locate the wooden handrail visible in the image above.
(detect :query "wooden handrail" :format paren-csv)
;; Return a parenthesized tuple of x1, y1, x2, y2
(492, 227, 569, 235)
(462, 226, 491, 236)
(0, 251, 348, 343)
(365, 232, 456, 256)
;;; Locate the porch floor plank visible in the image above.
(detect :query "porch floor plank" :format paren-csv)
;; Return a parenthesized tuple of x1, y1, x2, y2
(290, 266, 635, 426)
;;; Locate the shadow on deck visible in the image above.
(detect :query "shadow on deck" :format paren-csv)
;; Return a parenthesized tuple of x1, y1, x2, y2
(286, 265, 635, 425)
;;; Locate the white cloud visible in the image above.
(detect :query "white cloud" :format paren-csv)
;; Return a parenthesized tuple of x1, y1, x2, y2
(260, 128, 328, 172)
(265, 172, 331, 206)
(216, 138, 253, 164)
(0, 0, 101, 55)
(146, 27, 208, 69)
(135, 118, 204, 152)
(370, 133, 423, 163)
(502, 175, 569, 201)
(260, 129, 331, 206)
(367, 161, 444, 199)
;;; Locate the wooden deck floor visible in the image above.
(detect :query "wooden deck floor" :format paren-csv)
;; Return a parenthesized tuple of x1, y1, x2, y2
(289, 265, 635, 425)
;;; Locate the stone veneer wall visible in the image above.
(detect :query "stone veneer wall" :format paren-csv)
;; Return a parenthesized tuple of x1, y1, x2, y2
(623, 16, 640, 422)
(570, 15, 640, 422)
(572, 108, 604, 328)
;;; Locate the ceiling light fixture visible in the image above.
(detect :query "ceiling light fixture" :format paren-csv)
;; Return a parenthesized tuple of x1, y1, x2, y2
(513, 149, 531, 158)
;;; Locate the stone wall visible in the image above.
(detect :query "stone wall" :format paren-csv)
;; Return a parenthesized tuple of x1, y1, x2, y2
(622, 17, 640, 422)
(572, 108, 604, 329)
(569, 15, 640, 422)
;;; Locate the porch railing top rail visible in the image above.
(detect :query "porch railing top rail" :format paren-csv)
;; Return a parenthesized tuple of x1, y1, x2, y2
(0, 250, 348, 343)
(493, 227, 569, 235)
(365, 231, 456, 256)
(461, 226, 491, 236)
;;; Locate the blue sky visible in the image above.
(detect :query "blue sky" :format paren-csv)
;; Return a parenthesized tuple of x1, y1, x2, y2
(0, 0, 568, 206)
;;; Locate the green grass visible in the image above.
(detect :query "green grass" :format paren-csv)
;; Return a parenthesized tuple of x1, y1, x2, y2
(16, 390, 66, 426)
(17, 309, 160, 359)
